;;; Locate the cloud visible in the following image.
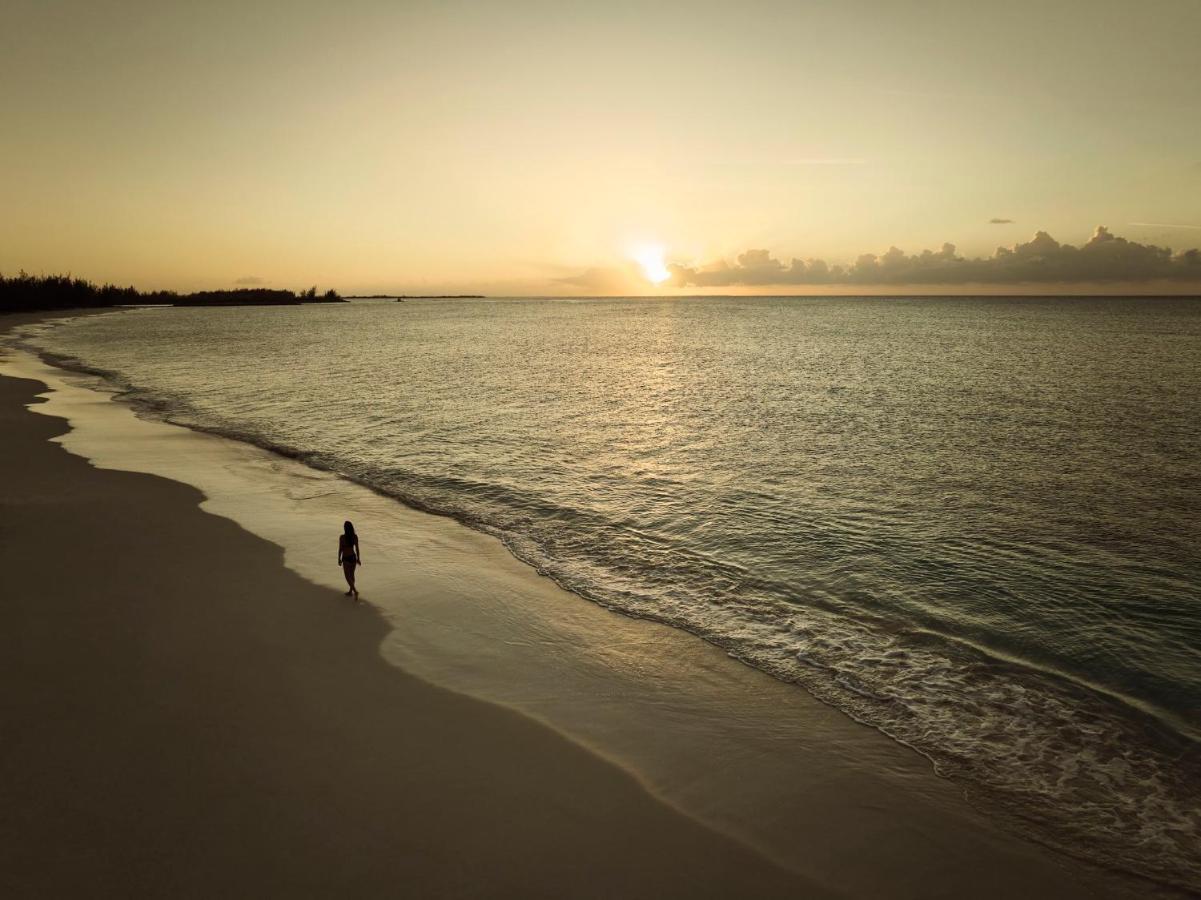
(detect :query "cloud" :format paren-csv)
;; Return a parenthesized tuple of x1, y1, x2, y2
(1128, 222, 1201, 230)
(234, 275, 268, 285)
(554, 265, 643, 294)
(784, 158, 867, 166)
(668, 227, 1201, 287)
(989, 218, 1014, 224)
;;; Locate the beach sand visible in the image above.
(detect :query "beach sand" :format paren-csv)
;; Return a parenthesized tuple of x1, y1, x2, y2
(0, 313, 1148, 898)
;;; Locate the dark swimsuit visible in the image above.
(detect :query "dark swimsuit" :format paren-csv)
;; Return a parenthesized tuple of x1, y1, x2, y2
(341, 537, 357, 565)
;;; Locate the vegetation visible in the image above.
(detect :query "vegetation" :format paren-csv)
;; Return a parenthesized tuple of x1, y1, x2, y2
(1, 272, 344, 312)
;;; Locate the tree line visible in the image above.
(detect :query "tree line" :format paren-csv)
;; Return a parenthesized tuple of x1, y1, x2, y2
(1, 272, 343, 312)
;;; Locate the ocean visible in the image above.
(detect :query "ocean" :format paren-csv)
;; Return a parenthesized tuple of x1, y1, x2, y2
(27, 296, 1201, 891)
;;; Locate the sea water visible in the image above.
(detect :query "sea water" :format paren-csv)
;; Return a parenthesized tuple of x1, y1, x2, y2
(26, 296, 1201, 891)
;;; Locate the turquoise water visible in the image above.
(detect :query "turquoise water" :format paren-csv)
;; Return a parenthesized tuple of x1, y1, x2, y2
(31, 296, 1201, 890)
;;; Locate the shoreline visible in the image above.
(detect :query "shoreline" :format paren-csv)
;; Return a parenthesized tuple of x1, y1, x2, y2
(0, 312, 1161, 897)
(0, 342, 823, 898)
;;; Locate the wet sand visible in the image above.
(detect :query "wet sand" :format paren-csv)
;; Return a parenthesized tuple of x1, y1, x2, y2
(0, 312, 1149, 898)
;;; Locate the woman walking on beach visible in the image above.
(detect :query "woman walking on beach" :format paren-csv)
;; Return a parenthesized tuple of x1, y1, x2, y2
(338, 520, 361, 598)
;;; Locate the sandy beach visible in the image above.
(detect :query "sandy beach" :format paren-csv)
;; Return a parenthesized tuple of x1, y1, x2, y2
(0, 313, 1153, 898)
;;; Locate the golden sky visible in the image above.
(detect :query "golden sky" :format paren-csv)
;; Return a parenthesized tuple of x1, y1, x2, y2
(2, 0, 1199, 294)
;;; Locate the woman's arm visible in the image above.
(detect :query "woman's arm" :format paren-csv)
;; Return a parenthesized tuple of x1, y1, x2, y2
(355, 536, 362, 565)
(337, 537, 343, 565)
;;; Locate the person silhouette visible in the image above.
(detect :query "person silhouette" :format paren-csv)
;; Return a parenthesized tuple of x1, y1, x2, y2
(338, 520, 361, 598)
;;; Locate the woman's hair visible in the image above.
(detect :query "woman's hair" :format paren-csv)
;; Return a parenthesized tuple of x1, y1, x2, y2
(344, 520, 356, 537)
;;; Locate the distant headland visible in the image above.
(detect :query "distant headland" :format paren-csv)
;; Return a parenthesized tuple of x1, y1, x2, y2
(0, 272, 344, 313)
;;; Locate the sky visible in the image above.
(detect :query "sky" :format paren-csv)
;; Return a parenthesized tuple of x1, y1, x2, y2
(2, 0, 1200, 295)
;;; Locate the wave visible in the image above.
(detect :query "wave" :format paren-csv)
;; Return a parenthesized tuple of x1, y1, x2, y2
(21, 333, 1201, 895)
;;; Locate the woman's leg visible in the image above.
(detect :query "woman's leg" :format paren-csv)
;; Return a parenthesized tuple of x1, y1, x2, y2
(342, 561, 357, 594)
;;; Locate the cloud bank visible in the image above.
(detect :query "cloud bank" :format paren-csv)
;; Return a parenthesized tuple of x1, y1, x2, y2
(234, 275, 268, 285)
(989, 217, 1014, 224)
(668, 227, 1201, 287)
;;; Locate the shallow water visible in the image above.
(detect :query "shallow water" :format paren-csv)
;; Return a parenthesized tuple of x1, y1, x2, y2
(25, 296, 1201, 890)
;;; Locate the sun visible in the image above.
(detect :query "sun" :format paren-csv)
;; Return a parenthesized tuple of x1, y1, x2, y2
(632, 245, 671, 285)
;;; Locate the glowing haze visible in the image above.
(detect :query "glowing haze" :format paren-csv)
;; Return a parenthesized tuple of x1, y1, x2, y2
(2, 0, 1199, 295)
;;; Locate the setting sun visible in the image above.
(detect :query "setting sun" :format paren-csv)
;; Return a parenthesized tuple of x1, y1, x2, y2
(632, 245, 671, 285)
